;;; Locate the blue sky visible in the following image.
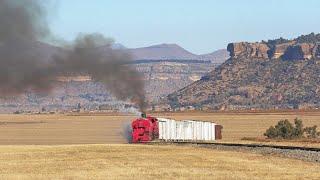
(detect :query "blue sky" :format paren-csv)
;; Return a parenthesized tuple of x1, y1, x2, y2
(50, 0, 320, 54)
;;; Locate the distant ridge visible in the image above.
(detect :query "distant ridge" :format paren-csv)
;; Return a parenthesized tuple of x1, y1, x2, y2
(129, 43, 197, 60)
(0, 40, 229, 64)
(198, 49, 229, 64)
(128, 43, 229, 63)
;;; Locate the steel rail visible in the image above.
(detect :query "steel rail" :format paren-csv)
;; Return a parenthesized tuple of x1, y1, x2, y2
(147, 141, 320, 152)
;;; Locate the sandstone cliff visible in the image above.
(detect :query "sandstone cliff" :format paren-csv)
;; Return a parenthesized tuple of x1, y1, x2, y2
(227, 37, 320, 61)
(168, 33, 320, 110)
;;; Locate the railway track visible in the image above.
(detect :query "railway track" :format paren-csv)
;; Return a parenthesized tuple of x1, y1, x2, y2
(177, 141, 320, 152)
(148, 141, 320, 152)
(147, 141, 320, 162)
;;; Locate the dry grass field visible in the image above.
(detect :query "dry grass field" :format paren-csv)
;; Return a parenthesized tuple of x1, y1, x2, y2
(0, 111, 320, 179)
(0, 114, 133, 145)
(0, 144, 319, 179)
(156, 111, 320, 141)
(155, 111, 320, 148)
(0, 111, 320, 147)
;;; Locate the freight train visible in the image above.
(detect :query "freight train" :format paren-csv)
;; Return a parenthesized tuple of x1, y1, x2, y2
(131, 114, 222, 143)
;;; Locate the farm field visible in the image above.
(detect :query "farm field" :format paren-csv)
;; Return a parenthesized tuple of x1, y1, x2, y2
(0, 114, 133, 145)
(0, 144, 319, 179)
(0, 111, 320, 179)
(157, 111, 320, 148)
(0, 111, 320, 146)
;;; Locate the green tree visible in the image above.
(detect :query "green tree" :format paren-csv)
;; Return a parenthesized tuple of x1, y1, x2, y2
(304, 125, 318, 138)
(292, 118, 304, 138)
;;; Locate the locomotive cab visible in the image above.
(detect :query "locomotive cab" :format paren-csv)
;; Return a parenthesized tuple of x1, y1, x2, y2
(131, 114, 159, 143)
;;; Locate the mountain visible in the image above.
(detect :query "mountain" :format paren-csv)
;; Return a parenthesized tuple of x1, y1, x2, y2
(168, 33, 320, 110)
(129, 43, 198, 60)
(128, 43, 229, 63)
(198, 49, 229, 64)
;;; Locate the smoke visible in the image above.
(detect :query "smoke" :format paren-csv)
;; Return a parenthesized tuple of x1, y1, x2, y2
(54, 33, 147, 111)
(0, 0, 147, 111)
(121, 121, 133, 143)
(0, 0, 54, 94)
(0, 0, 50, 42)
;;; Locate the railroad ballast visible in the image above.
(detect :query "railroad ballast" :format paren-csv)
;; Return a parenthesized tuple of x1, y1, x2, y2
(131, 113, 222, 143)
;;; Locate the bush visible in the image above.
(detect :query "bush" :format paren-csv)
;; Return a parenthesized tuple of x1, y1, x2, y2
(264, 119, 295, 139)
(293, 118, 304, 138)
(264, 126, 278, 138)
(304, 126, 318, 138)
(264, 118, 319, 139)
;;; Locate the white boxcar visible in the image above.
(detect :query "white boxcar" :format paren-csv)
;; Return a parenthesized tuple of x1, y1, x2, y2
(157, 118, 221, 141)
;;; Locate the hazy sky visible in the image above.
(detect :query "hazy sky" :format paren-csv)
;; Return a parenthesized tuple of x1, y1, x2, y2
(50, 0, 320, 54)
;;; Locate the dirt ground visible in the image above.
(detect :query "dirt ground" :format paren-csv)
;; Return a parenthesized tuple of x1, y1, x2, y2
(0, 111, 319, 145)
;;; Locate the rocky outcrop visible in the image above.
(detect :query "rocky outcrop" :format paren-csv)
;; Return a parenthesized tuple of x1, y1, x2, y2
(227, 42, 247, 58)
(313, 44, 320, 58)
(227, 41, 320, 61)
(253, 43, 270, 58)
(272, 42, 295, 59)
(227, 42, 269, 59)
(282, 43, 315, 60)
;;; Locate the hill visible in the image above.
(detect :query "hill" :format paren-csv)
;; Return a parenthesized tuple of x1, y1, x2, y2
(128, 43, 228, 63)
(129, 43, 198, 60)
(168, 33, 320, 110)
(198, 49, 229, 64)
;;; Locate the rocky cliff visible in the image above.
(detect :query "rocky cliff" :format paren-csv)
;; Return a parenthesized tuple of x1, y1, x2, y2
(227, 38, 320, 60)
(227, 42, 270, 59)
(168, 33, 320, 110)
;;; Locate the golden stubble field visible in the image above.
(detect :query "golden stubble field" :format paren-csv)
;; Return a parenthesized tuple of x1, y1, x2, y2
(0, 144, 320, 179)
(0, 114, 133, 145)
(0, 111, 320, 179)
(157, 111, 320, 139)
(0, 111, 320, 145)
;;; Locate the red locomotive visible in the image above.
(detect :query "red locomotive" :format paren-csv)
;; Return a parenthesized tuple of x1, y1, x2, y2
(131, 113, 159, 143)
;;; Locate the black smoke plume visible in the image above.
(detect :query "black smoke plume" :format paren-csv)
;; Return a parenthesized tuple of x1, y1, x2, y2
(54, 34, 147, 111)
(0, 0, 146, 111)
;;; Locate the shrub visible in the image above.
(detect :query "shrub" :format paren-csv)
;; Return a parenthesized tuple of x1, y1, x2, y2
(274, 119, 294, 139)
(264, 118, 319, 139)
(264, 126, 278, 138)
(304, 125, 318, 138)
(293, 118, 304, 138)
